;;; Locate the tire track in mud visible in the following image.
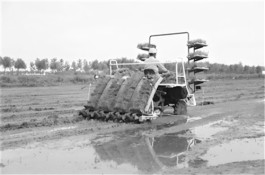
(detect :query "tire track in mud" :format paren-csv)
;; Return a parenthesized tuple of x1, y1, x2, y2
(0, 121, 138, 150)
(1, 106, 83, 121)
(0, 100, 84, 109)
(0, 113, 84, 132)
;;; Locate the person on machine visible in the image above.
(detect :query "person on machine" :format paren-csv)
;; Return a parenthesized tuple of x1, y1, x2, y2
(144, 48, 169, 80)
(144, 47, 188, 115)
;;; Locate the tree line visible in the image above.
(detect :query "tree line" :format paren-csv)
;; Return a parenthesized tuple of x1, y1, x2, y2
(186, 62, 263, 74)
(0, 56, 263, 74)
(0, 56, 136, 74)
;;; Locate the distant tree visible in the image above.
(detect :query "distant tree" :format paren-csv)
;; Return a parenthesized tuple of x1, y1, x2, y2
(77, 59, 82, 70)
(228, 65, 234, 73)
(2, 56, 14, 73)
(250, 66, 256, 74)
(243, 65, 250, 74)
(35, 58, 41, 71)
(98, 62, 108, 70)
(64, 61, 70, 71)
(50, 58, 64, 72)
(234, 62, 243, 74)
(91, 60, 99, 70)
(50, 58, 58, 72)
(35, 58, 49, 72)
(11, 59, 15, 74)
(83, 59, 90, 73)
(256, 66, 262, 74)
(71, 61, 77, 72)
(58, 59, 64, 72)
(219, 64, 228, 73)
(116, 57, 136, 69)
(14, 58, 27, 74)
(43, 59, 49, 71)
(184, 61, 265, 75)
(30, 61, 36, 72)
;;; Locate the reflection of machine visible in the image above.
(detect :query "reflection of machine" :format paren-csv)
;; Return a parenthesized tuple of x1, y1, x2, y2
(93, 130, 201, 173)
(146, 133, 196, 169)
(79, 32, 208, 123)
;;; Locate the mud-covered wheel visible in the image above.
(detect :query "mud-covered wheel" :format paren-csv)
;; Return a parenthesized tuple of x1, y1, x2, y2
(173, 100, 187, 115)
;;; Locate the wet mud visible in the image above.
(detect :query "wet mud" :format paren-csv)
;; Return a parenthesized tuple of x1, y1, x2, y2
(0, 79, 264, 174)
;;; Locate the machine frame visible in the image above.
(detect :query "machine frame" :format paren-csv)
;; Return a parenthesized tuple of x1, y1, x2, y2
(108, 32, 196, 121)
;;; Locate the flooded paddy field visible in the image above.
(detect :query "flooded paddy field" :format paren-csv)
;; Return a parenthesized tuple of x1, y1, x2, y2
(0, 78, 264, 174)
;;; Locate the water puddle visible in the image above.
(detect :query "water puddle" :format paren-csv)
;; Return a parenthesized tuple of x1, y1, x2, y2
(0, 128, 199, 174)
(190, 120, 229, 140)
(48, 126, 77, 133)
(200, 136, 265, 166)
(1, 116, 260, 173)
(92, 129, 201, 173)
(0, 139, 138, 174)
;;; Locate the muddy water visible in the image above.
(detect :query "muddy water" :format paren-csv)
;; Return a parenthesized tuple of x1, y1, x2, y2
(0, 130, 197, 174)
(201, 137, 265, 166)
(190, 121, 264, 167)
(190, 120, 232, 140)
(92, 130, 201, 172)
(0, 142, 139, 174)
(0, 118, 190, 174)
(1, 119, 264, 174)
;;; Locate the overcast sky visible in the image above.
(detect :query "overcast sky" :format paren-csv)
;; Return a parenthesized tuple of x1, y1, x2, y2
(1, 0, 264, 66)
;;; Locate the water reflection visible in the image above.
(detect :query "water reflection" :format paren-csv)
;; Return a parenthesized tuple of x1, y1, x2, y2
(3, 117, 247, 174)
(1, 118, 192, 174)
(93, 129, 201, 173)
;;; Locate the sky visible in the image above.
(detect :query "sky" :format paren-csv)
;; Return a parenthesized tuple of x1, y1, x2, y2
(1, 0, 264, 67)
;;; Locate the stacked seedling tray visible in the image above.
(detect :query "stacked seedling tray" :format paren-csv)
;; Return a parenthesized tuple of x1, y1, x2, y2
(136, 43, 157, 61)
(187, 39, 209, 92)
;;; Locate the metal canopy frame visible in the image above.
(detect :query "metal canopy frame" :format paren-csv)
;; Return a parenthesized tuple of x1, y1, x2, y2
(149, 32, 190, 57)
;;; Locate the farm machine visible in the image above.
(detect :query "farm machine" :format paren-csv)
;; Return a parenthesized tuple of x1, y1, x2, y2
(79, 32, 208, 123)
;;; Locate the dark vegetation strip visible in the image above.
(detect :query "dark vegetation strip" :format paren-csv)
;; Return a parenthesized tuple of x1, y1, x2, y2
(0, 74, 95, 87)
(0, 73, 264, 88)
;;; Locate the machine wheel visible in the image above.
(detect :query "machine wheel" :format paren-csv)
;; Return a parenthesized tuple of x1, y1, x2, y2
(173, 100, 187, 115)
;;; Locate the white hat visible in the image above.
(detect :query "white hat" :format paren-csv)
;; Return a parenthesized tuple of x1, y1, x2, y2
(149, 48, 157, 54)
